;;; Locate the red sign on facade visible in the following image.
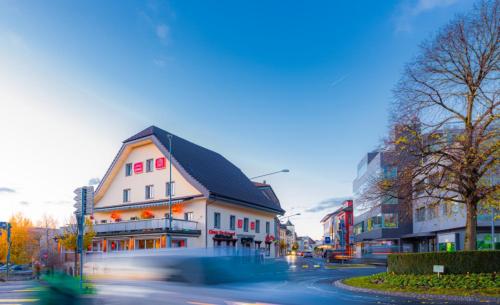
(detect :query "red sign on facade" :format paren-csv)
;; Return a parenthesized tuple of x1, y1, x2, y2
(208, 230, 235, 235)
(133, 162, 143, 174)
(237, 219, 243, 229)
(155, 157, 166, 169)
(250, 222, 255, 230)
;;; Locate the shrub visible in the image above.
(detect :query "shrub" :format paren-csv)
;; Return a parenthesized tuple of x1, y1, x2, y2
(364, 272, 500, 290)
(388, 251, 500, 275)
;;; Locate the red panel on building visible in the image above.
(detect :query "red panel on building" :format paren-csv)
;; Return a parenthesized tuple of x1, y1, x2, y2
(237, 219, 243, 229)
(250, 222, 255, 230)
(155, 157, 166, 169)
(133, 162, 143, 174)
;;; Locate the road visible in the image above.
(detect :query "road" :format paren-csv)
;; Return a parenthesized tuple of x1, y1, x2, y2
(0, 257, 489, 305)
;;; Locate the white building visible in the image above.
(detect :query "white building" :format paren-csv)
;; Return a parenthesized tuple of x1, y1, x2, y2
(88, 126, 284, 257)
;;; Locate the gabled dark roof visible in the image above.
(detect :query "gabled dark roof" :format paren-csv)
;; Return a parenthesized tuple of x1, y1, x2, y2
(124, 126, 284, 214)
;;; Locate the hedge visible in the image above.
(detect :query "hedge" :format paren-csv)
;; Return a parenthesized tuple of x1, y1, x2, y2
(387, 251, 500, 275)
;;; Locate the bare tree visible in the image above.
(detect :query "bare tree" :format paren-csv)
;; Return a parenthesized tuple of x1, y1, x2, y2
(372, 0, 499, 251)
(37, 214, 58, 268)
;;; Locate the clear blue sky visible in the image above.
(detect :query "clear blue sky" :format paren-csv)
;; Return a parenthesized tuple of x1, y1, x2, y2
(0, 0, 473, 238)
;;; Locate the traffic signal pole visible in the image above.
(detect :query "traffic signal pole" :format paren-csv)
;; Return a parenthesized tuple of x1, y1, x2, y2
(6, 224, 11, 281)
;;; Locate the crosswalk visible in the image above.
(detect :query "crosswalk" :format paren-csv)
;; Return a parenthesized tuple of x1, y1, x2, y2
(0, 282, 39, 305)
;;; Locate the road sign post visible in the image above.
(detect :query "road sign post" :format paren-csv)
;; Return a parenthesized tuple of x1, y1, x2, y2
(73, 186, 94, 290)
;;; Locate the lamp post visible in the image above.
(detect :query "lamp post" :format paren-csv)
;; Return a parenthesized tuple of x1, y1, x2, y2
(167, 134, 173, 248)
(250, 169, 289, 180)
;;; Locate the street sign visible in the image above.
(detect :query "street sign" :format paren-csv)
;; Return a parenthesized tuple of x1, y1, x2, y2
(73, 186, 94, 216)
(433, 265, 444, 277)
(324, 236, 331, 244)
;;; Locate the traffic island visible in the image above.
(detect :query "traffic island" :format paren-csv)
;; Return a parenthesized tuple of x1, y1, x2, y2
(335, 272, 500, 303)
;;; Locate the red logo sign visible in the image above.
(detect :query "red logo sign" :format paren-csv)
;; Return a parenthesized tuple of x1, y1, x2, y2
(250, 222, 255, 230)
(209, 230, 235, 235)
(237, 219, 243, 229)
(155, 157, 166, 169)
(133, 162, 143, 174)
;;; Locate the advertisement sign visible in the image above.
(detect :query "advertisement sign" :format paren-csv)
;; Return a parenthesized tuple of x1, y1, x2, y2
(133, 162, 143, 174)
(155, 157, 166, 169)
(237, 219, 243, 229)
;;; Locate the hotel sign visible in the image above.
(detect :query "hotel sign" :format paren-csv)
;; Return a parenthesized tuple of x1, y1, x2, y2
(133, 162, 143, 174)
(155, 157, 166, 169)
(208, 230, 235, 236)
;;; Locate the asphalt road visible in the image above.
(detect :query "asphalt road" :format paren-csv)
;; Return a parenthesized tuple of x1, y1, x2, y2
(0, 257, 489, 305)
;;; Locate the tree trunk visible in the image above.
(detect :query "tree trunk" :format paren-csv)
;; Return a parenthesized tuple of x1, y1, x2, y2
(464, 200, 478, 251)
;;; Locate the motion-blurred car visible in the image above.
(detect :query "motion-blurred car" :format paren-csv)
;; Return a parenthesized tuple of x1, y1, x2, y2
(303, 251, 313, 258)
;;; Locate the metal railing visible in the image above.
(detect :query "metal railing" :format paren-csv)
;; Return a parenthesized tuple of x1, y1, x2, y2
(93, 218, 198, 233)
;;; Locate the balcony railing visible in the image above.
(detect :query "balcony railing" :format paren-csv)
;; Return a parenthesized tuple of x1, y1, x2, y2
(93, 218, 198, 234)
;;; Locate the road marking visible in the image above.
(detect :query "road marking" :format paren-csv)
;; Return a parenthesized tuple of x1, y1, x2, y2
(12, 288, 41, 292)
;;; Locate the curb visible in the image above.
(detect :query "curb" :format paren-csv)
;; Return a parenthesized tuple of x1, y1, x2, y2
(334, 279, 500, 304)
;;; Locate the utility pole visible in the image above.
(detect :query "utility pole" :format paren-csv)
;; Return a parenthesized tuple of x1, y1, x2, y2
(6, 223, 11, 281)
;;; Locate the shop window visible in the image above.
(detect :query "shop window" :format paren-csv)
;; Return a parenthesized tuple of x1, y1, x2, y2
(123, 189, 131, 203)
(166, 181, 175, 196)
(229, 215, 236, 230)
(125, 163, 132, 176)
(145, 185, 154, 199)
(146, 159, 154, 172)
(383, 213, 398, 228)
(214, 212, 221, 229)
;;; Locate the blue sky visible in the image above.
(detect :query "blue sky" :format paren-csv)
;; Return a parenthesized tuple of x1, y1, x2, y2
(0, 0, 473, 238)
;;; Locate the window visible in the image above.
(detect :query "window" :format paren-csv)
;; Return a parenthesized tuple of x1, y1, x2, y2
(383, 167, 397, 179)
(243, 218, 249, 232)
(130, 216, 139, 221)
(100, 219, 107, 224)
(354, 222, 364, 235)
(416, 207, 426, 222)
(255, 220, 260, 233)
(125, 163, 132, 176)
(146, 159, 154, 172)
(145, 185, 154, 199)
(229, 215, 236, 230)
(184, 212, 193, 221)
(214, 212, 221, 229)
(166, 181, 175, 197)
(383, 213, 398, 228)
(123, 189, 131, 203)
(367, 215, 382, 231)
(428, 204, 439, 219)
(441, 202, 450, 216)
(265, 221, 270, 234)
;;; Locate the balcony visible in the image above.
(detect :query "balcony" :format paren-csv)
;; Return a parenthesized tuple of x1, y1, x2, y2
(93, 218, 200, 236)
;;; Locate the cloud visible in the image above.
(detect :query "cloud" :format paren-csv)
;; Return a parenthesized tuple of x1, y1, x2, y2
(330, 74, 350, 88)
(304, 196, 352, 213)
(0, 187, 15, 193)
(44, 200, 71, 206)
(394, 0, 459, 33)
(19, 201, 29, 206)
(156, 24, 170, 43)
(88, 177, 100, 186)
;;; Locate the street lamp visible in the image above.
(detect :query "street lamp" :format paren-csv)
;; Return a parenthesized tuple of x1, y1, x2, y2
(250, 169, 290, 180)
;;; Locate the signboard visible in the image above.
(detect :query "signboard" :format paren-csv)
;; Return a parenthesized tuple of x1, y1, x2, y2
(237, 219, 243, 229)
(208, 230, 235, 235)
(133, 162, 143, 174)
(155, 157, 166, 169)
(433, 265, 444, 276)
(324, 236, 331, 244)
(250, 222, 255, 230)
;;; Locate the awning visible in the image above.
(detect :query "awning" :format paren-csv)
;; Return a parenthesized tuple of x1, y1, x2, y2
(401, 232, 436, 239)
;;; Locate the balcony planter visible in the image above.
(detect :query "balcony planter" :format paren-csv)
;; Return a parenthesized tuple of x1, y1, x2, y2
(141, 210, 155, 219)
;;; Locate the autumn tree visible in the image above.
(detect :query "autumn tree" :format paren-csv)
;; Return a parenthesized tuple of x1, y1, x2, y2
(0, 213, 38, 264)
(373, 0, 499, 250)
(59, 215, 95, 276)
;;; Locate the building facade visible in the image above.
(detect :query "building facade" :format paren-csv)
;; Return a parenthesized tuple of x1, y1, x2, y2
(352, 151, 412, 258)
(88, 126, 284, 257)
(320, 200, 354, 255)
